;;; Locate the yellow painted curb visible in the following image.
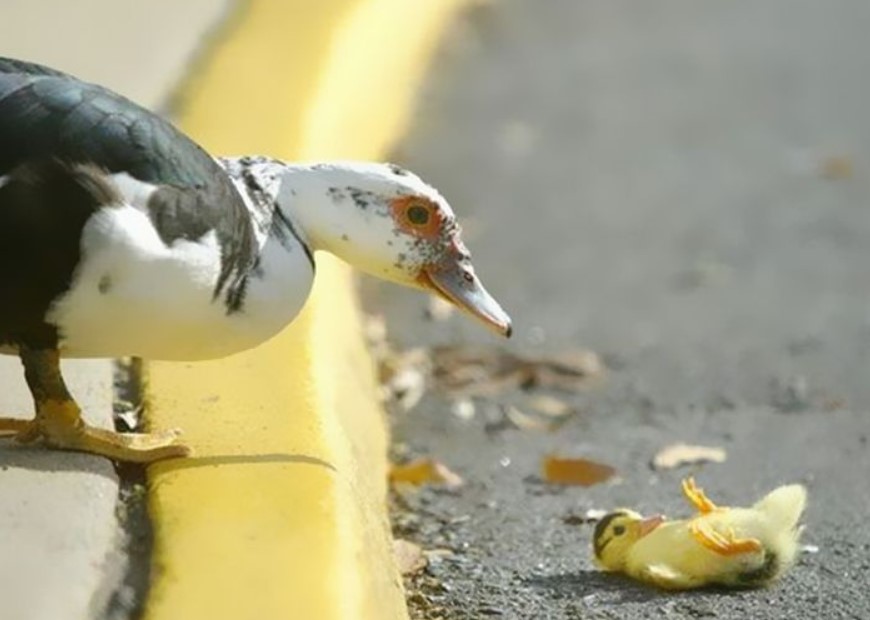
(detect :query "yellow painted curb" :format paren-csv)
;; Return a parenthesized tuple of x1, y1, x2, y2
(141, 1, 466, 619)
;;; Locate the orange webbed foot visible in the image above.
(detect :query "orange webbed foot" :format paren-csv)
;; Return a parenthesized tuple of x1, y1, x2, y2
(689, 521, 763, 557)
(681, 477, 722, 515)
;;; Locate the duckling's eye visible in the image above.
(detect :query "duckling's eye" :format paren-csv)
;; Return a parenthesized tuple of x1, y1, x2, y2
(612, 525, 626, 536)
(407, 204, 430, 226)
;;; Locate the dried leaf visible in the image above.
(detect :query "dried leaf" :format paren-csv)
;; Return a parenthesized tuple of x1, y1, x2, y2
(823, 397, 847, 412)
(389, 458, 465, 489)
(652, 443, 727, 470)
(543, 455, 616, 486)
(424, 548, 455, 560)
(526, 395, 574, 418)
(545, 350, 605, 378)
(381, 347, 431, 382)
(380, 347, 432, 410)
(389, 368, 427, 411)
(394, 538, 427, 575)
(431, 346, 605, 397)
(505, 405, 551, 431)
(821, 155, 853, 180)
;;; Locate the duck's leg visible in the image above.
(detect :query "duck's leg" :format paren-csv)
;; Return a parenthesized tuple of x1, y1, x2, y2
(0, 347, 190, 463)
(689, 521, 762, 556)
(681, 477, 720, 514)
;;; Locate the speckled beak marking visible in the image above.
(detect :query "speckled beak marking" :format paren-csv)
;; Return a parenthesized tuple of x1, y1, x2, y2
(418, 250, 512, 338)
(638, 515, 665, 538)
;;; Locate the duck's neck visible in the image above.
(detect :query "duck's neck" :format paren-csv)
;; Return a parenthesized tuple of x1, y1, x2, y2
(224, 157, 409, 275)
(222, 157, 367, 256)
(276, 162, 399, 264)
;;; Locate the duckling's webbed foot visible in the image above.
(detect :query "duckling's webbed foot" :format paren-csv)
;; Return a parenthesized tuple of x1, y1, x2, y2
(689, 521, 762, 556)
(681, 477, 720, 514)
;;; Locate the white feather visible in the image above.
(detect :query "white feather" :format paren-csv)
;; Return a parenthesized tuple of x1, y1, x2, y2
(48, 202, 312, 360)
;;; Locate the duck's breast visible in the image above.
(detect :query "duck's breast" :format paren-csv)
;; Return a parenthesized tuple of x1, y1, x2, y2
(49, 203, 314, 360)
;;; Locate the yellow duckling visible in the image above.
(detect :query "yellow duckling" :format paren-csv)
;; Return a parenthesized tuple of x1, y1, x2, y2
(592, 478, 807, 590)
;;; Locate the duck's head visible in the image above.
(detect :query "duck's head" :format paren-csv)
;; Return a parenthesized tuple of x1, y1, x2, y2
(593, 510, 665, 571)
(284, 162, 512, 337)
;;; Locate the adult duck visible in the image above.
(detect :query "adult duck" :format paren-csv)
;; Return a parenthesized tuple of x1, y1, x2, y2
(0, 57, 511, 463)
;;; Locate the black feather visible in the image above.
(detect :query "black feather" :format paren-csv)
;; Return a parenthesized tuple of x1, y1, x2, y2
(0, 161, 118, 348)
(0, 57, 256, 304)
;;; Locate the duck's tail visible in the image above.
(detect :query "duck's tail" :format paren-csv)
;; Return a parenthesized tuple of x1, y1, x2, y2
(753, 484, 807, 531)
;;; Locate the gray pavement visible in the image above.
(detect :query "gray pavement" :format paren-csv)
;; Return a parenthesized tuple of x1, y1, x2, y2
(373, 2, 870, 618)
(0, 3, 228, 619)
(0, 360, 117, 620)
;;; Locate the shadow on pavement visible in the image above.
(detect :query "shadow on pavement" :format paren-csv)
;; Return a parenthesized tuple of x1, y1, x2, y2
(525, 570, 664, 604)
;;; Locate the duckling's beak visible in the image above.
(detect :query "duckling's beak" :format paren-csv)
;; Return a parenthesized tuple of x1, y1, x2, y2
(637, 515, 665, 538)
(418, 251, 512, 338)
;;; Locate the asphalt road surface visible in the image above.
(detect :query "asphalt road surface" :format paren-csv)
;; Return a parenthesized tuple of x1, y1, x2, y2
(366, 2, 870, 619)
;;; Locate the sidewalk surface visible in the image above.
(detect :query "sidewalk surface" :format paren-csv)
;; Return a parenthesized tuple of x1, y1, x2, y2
(0, 3, 227, 620)
(376, 1, 870, 618)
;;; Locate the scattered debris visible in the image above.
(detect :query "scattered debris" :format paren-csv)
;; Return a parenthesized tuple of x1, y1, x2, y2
(432, 346, 604, 397)
(113, 404, 141, 433)
(823, 397, 847, 412)
(820, 155, 853, 180)
(425, 547, 456, 558)
(371, 323, 602, 420)
(390, 458, 465, 490)
(500, 395, 578, 432)
(542, 455, 616, 486)
(651, 443, 727, 470)
(426, 296, 455, 322)
(388, 366, 428, 411)
(504, 405, 551, 431)
(450, 398, 476, 421)
(677, 259, 733, 290)
(562, 508, 608, 526)
(394, 538, 428, 575)
(525, 395, 574, 418)
(586, 508, 608, 521)
(801, 544, 820, 554)
(770, 375, 810, 413)
(787, 149, 855, 180)
(380, 348, 431, 411)
(364, 314, 390, 359)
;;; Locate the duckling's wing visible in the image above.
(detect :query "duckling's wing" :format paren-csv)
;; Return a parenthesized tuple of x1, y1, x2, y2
(641, 563, 704, 590)
(753, 485, 807, 530)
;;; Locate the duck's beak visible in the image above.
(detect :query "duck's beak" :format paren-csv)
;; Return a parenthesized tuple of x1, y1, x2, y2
(637, 515, 665, 538)
(418, 252, 512, 338)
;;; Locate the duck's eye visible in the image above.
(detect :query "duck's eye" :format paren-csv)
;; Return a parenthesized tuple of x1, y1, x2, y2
(407, 204, 430, 225)
(390, 196, 441, 238)
(612, 525, 626, 536)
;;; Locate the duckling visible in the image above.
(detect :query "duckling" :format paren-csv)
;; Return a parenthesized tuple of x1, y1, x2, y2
(592, 478, 807, 590)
